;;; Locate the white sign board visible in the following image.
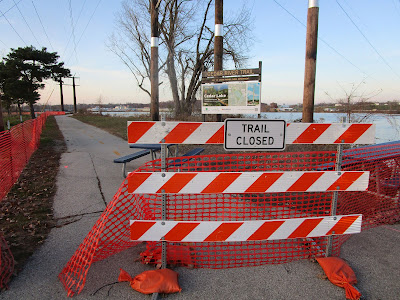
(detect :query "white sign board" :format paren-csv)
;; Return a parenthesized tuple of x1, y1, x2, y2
(201, 82, 261, 114)
(224, 119, 286, 151)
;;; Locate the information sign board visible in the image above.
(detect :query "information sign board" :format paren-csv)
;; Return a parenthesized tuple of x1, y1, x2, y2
(202, 82, 261, 114)
(224, 119, 286, 151)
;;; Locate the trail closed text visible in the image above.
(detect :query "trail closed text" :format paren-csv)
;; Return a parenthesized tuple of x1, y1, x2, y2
(224, 119, 286, 151)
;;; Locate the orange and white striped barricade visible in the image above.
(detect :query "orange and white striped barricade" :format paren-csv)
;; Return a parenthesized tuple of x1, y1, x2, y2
(127, 121, 375, 145)
(127, 120, 375, 260)
(130, 215, 362, 243)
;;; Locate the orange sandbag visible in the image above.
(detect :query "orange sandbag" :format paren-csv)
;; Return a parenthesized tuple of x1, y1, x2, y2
(118, 268, 181, 294)
(316, 257, 362, 300)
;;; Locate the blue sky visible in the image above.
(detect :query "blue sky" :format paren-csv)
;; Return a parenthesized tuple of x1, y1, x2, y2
(1, 0, 399, 106)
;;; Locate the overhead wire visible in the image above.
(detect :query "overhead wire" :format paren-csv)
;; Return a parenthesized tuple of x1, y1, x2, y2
(0, 9, 27, 46)
(65, 0, 102, 65)
(336, 0, 400, 80)
(40, 81, 56, 112)
(76, 0, 102, 46)
(272, 0, 400, 96)
(0, 0, 27, 46)
(31, 0, 54, 51)
(393, 0, 400, 17)
(271, 0, 370, 78)
(68, 0, 79, 64)
(12, 0, 42, 46)
(61, 0, 88, 59)
(0, 0, 22, 18)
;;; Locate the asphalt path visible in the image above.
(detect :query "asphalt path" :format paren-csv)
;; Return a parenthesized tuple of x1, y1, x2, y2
(1, 115, 399, 299)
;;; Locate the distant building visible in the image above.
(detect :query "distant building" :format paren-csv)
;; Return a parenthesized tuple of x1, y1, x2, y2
(278, 104, 294, 112)
(270, 102, 278, 109)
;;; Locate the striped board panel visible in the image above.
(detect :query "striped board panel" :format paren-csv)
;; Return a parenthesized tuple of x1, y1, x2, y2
(127, 171, 370, 194)
(127, 121, 375, 145)
(130, 215, 362, 242)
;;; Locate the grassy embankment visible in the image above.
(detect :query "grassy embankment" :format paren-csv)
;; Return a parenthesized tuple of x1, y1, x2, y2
(72, 113, 212, 153)
(72, 113, 150, 141)
(0, 116, 66, 276)
(1, 114, 31, 129)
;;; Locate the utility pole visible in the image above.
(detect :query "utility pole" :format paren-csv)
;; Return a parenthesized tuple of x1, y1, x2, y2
(59, 77, 64, 112)
(61, 76, 80, 113)
(302, 0, 319, 123)
(215, 0, 223, 122)
(72, 76, 77, 113)
(0, 95, 4, 132)
(150, 0, 160, 121)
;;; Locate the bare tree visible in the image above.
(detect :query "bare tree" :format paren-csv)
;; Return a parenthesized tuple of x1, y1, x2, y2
(109, 0, 253, 116)
(325, 78, 382, 123)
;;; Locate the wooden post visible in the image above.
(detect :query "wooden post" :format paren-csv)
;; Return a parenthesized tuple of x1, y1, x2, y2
(215, 0, 223, 122)
(59, 77, 65, 112)
(150, 0, 159, 121)
(72, 76, 77, 113)
(302, 0, 319, 123)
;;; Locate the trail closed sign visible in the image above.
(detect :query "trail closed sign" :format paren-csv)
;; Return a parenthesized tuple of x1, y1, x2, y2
(224, 119, 286, 151)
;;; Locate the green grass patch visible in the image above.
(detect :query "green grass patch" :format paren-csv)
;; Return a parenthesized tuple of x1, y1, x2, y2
(72, 113, 151, 140)
(2, 114, 31, 129)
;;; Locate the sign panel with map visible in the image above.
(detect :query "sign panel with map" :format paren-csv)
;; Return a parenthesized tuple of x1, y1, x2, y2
(202, 81, 261, 114)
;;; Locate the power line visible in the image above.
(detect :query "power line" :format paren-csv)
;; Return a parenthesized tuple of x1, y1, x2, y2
(0, 0, 22, 18)
(12, 0, 41, 46)
(271, 0, 369, 77)
(336, 0, 400, 80)
(0, 8, 27, 46)
(76, 0, 102, 46)
(0, 38, 7, 48)
(31, 0, 54, 51)
(61, 0, 88, 58)
(0, 0, 25, 47)
(272, 0, 305, 28)
(66, 0, 102, 64)
(68, 0, 79, 64)
(392, 0, 400, 18)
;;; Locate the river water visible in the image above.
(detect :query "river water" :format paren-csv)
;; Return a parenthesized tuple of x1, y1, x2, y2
(100, 111, 400, 144)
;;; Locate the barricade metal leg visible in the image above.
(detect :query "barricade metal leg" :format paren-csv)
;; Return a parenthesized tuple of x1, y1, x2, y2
(122, 163, 127, 178)
(161, 118, 167, 269)
(152, 120, 168, 300)
(326, 142, 343, 257)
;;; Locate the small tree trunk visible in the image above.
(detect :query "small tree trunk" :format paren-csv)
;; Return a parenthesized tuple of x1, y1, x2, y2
(17, 102, 22, 116)
(29, 102, 36, 119)
(166, 53, 181, 116)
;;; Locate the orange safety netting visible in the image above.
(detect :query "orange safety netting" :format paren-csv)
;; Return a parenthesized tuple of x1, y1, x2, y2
(0, 112, 65, 202)
(59, 141, 400, 296)
(0, 111, 65, 288)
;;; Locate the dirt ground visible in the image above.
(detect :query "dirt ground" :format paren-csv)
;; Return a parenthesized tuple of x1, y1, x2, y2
(0, 116, 66, 277)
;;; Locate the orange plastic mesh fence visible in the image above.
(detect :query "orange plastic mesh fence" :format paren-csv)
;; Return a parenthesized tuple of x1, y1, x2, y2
(0, 112, 65, 288)
(59, 142, 400, 296)
(0, 112, 65, 201)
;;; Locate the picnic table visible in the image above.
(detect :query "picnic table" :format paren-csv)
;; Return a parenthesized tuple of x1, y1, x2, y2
(114, 143, 204, 177)
(129, 143, 177, 160)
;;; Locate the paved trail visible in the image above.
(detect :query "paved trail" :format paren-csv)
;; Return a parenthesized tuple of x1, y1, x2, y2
(1, 115, 399, 299)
